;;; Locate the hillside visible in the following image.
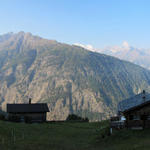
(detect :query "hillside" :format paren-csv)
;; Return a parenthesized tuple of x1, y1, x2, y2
(0, 120, 150, 150)
(1, 32, 150, 120)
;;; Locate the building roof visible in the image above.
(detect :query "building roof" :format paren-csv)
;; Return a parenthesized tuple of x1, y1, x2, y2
(7, 103, 49, 113)
(118, 91, 150, 112)
(123, 100, 150, 114)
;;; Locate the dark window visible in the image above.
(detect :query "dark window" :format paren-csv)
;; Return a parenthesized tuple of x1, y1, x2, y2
(147, 115, 150, 120)
(133, 115, 140, 120)
(141, 115, 147, 120)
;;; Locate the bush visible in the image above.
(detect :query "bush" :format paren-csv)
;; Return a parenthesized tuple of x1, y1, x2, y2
(0, 114, 5, 120)
(8, 115, 20, 122)
(66, 114, 89, 122)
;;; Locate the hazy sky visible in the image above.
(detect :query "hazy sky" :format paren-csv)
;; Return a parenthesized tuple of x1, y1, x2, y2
(0, 0, 150, 48)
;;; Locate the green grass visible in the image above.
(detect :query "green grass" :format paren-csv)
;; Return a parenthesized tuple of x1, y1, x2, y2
(0, 120, 150, 150)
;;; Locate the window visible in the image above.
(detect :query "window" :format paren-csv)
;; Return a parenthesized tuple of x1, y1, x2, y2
(133, 115, 140, 120)
(147, 115, 150, 120)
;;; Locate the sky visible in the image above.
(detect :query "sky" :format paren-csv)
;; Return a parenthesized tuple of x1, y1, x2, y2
(0, 0, 150, 48)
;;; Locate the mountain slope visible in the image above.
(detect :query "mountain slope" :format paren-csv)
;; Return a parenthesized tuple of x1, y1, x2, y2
(0, 32, 150, 120)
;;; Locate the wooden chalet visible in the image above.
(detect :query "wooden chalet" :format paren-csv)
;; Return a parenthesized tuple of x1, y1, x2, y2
(118, 90, 150, 129)
(7, 99, 49, 123)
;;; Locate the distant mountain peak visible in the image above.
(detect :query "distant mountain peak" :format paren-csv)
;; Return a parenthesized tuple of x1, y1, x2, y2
(0, 31, 58, 51)
(73, 41, 150, 70)
(100, 43, 150, 70)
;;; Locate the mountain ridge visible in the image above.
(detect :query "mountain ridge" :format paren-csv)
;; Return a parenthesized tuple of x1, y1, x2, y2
(74, 42, 150, 70)
(0, 32, 150, 120)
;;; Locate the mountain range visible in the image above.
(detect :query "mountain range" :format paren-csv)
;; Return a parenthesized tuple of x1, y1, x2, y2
(75, 42, 150, 70)
(0, 32, 150, 121)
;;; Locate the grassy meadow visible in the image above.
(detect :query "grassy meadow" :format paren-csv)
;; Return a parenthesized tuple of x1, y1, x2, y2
(0, 120, 150, 150)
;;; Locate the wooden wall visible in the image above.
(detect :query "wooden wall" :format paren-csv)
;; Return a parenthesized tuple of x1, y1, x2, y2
(8, 112, 47, 123)
(124, 103, 150, 128)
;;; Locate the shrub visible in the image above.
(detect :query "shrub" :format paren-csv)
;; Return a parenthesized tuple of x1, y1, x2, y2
(66, 114, 89, 122)
(0, 114, 5, 120)
(8, 115, 20, 122)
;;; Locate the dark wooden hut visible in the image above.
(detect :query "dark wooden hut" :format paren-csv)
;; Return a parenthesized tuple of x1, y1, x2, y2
(118, 90, 150, 129)
(7, 101, 49, 123)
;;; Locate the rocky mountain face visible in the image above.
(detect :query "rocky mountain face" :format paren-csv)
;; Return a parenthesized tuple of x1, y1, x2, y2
(1, 32, 150, 121)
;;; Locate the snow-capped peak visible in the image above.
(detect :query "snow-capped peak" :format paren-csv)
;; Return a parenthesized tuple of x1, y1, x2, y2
(73, 43, 96, 52)
(122, 41, 130, 48)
